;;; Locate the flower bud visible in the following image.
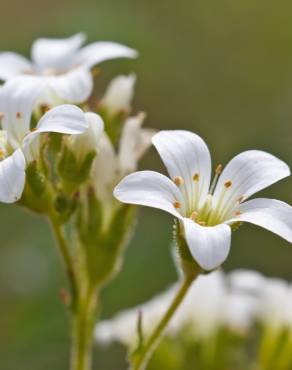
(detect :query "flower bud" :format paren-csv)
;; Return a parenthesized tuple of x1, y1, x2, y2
(68, 112, 104, 163)
(101, 74, 136, 117)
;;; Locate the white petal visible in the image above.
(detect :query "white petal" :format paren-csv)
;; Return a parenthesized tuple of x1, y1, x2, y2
(182, 218, 231, 270)
(0, 76, 45, 148)
(119, 113, 153, 174)
(31, 33, 86, 71)
(101, 73, 136, 116)
(227, 198, 292, 243)
(23, 104, 87, 145)
(0, 149, 26, 203)
(93, 133, 117, 200)
(114, 170, 184, 218)
(47, 67, 93, 104)
(212, 150, 290, 219)
(76, 42, 138, 68)
(152, 130, 212, 212)
(70, 112, 104, 160)
(0, 52, 32, 80)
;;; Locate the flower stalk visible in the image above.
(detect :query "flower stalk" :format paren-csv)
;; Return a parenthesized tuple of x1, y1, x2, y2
(129, 272, 198, 370)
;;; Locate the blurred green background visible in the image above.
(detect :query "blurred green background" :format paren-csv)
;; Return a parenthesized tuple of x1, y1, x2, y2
(0, 0, 292, 368)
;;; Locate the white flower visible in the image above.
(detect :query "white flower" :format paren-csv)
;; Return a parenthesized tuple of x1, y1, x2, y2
(101, 74, 136, 116)
(0, 76, 90, 203)
(95, 270, 258, 347)
(114, 130, 292, 271)
(0, 33, 137, 105)
(93, 113, 154, 208)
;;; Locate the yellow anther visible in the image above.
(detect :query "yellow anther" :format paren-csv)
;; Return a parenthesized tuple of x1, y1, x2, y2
(190, 211, 198, 221)
(224, 180, 232, 188)
(174, 201, 181, 209)
(173, 176, 184, 186)
(237, 196, 244, 203)
(193, 173, 199, 181)
(16, 112, 21, 119)
(40, 104, 50, 114)
(215, 164, 223, 175)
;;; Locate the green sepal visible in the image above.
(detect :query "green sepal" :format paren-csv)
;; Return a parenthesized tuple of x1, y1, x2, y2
(58, 147, 96, 192)
(77, 192, 136, 286)
(54, 192, 79, 224)
(97, 106, 127, 146)
(173, 220, 202, 278)
(20, 161, 52, 213)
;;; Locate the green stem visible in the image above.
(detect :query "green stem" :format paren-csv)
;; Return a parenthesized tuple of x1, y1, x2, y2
(49, 216, 78, 307)
(70, 289, 97, 370)
(129, 273, 197, 370)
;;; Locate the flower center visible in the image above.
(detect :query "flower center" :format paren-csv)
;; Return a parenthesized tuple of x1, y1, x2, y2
(172, 164, 243, 227)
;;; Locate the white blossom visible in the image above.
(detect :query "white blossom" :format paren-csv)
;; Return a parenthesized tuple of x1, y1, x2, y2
(0, 76, 93, 203)
(114, 130, 292, 271)
(0, 33, 137, 105)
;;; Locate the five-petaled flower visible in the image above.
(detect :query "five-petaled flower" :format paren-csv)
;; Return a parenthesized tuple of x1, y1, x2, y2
(0, 76, 103, 203)
(114, 130, 292, 271)
(0, 33, 137, 105)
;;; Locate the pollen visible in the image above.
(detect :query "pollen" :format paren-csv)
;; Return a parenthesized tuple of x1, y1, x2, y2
(190, 211, 198, 221)
(215, 164, 223, 175)
(193, 173, 199, 181)
(16, 112, 21, 119)
(173, 176, 184, 186)
(174, 201, 181, 209)
(235, 211, 241, 216)
(224, 180, 232, 188)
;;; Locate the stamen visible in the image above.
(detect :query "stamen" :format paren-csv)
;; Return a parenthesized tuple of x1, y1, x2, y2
(173, 176, 184, 186)
(235, 211, 241, 216)
(237, 196, 244, 203)
(215, 164, 223, 175)
(190, 211, 198, 221)
(40, 104, 50, 115)
(0, 112, 4, 119)
(209, 164, 223, 195)
(16, 112, 21, 119)
(0, 149, 5, 160)
(224, 180, 232, 188)
(193, 173, 199, 181)
(174, 201, 181, 209)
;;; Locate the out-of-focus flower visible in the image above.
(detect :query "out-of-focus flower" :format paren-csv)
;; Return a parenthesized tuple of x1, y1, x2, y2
(95, 270, 261, 348)
(114, 130, 292, 271)
(100, 74, 136, 117)
(0, 33, 137, 105)
(0, 76, 90, 203)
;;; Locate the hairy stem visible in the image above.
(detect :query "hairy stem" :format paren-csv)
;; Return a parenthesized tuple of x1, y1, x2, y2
(49, 216, 78, 307)
(129, 273, 197, 370)
(70, 288, 97, 370)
